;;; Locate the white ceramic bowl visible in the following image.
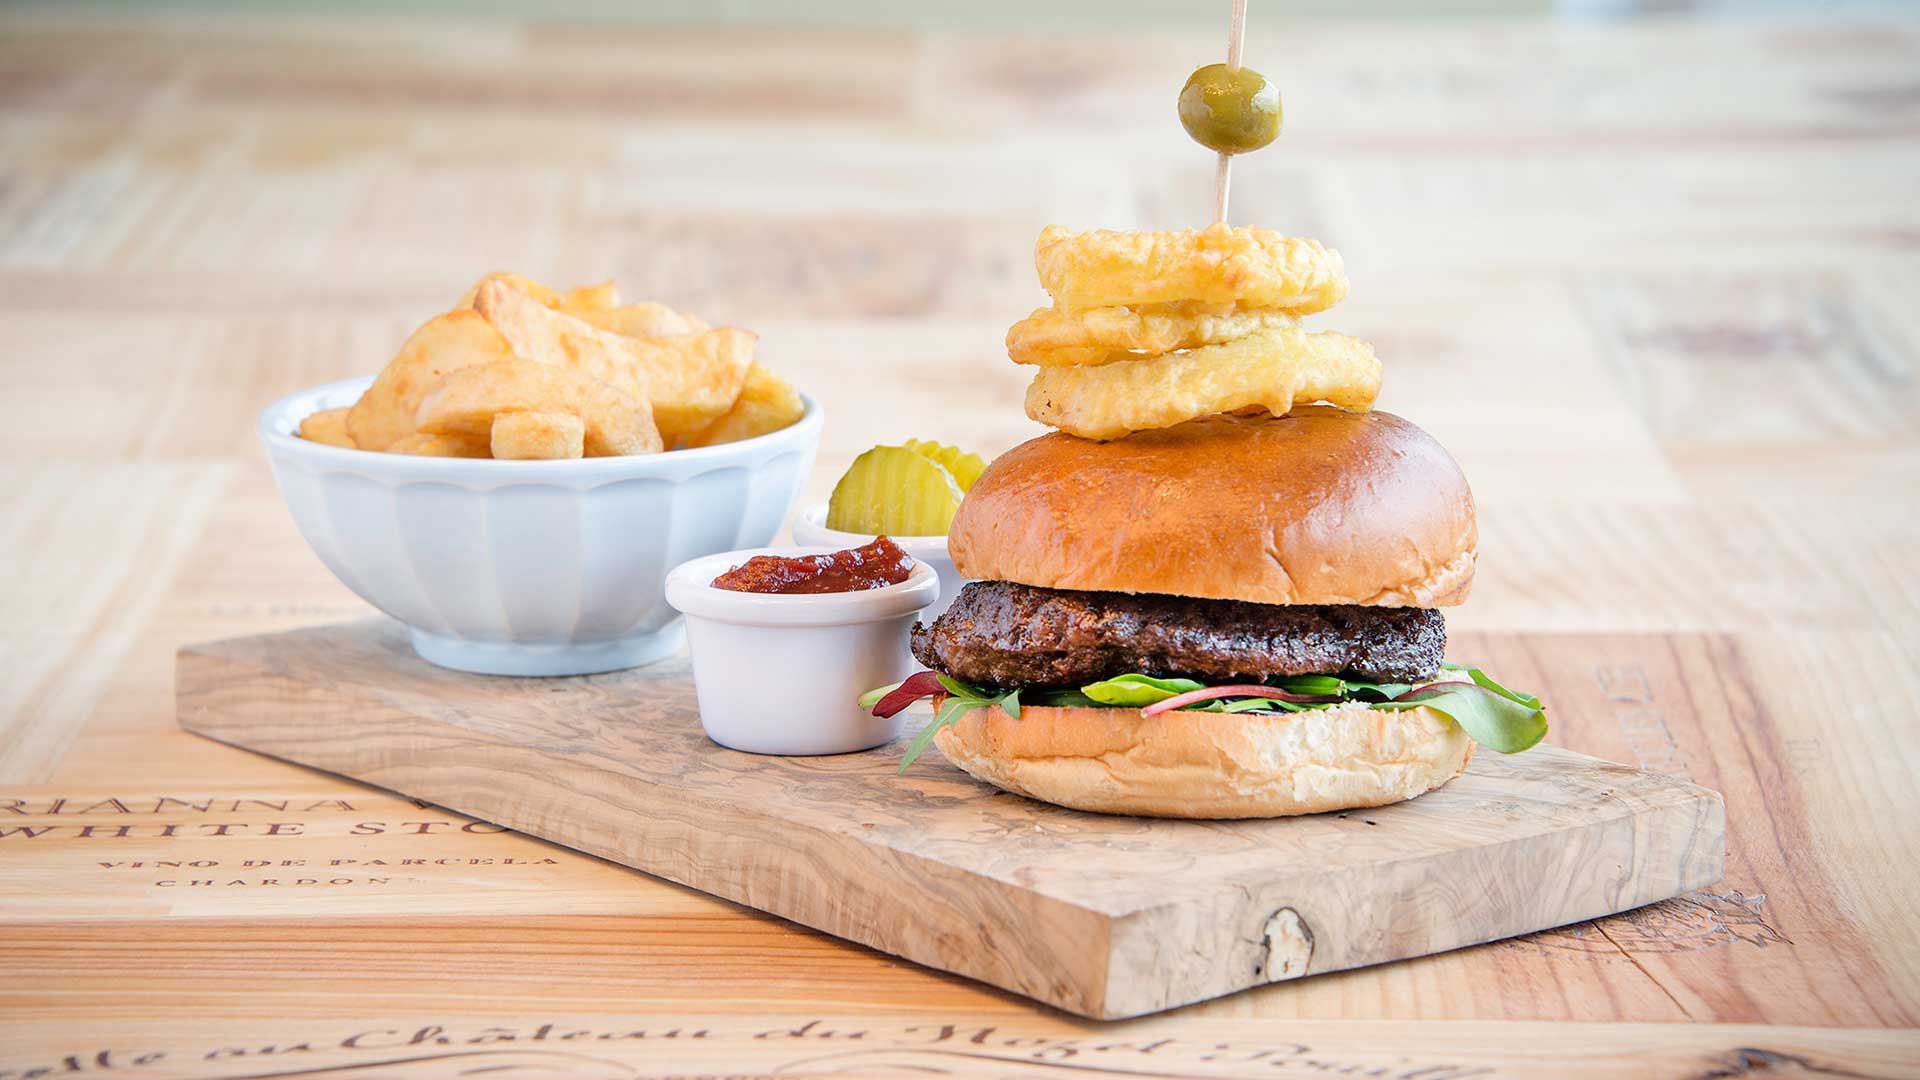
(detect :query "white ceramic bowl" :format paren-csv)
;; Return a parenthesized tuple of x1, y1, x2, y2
(259, 376, 823, 677)
(664, 548, 939, 755)
(791, 502, 969, 620)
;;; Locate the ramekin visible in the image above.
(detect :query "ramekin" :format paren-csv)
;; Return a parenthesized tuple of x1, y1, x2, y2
(664, 548, 940, 755)
(259, 376, 823, 677)
(791, 502, 968, 620)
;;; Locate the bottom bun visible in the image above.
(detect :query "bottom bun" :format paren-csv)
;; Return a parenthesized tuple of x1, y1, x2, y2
(930, 700, 1474, 818)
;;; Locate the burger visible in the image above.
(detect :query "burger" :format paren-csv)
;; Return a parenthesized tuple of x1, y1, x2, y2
(861, 406, 1546, 819)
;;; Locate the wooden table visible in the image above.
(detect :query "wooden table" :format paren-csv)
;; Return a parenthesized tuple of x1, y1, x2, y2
(3, 9, 1916, 1077)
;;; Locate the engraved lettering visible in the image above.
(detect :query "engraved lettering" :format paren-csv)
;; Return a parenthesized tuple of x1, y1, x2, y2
(1595, 665, 1652, 703)
(340, 1030, 400, 1051)
(76, 825, 134, 839)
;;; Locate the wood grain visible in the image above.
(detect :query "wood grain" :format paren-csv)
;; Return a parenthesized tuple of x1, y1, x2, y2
(171, 619, 1724, 1019)
(1, 5, 1916, 1070)
(2, 1013, 1915, 1080)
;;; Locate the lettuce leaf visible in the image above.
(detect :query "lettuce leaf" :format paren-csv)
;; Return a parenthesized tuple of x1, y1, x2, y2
(1267, 674, 1347, 697)
(857, 681, 901, 711)
(1372, 678, 1547, 754)
(1447, 661, 1543, 709)
(1079, 663, 1547, 753)
(893, 674, 1020, 772)
(862, 661, 1547, 772)
(1080, 673, 1206, 706)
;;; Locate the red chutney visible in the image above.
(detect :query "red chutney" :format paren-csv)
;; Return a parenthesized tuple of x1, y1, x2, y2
(712, 536, 915, 595)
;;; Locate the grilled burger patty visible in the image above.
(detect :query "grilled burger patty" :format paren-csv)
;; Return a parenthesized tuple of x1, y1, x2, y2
(910, 580, 1446, 688)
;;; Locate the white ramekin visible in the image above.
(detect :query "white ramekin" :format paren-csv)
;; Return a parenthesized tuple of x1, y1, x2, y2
(790, 502, 968, 620)
(664, 548, 940, 755)
(259, 376, 824, 677)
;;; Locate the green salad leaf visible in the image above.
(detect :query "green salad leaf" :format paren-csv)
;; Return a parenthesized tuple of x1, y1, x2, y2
(895, 675, 1022, 773)
(1267, 673, 1347, 697)
(1217, 696, 1310, 713)
(865, 660, 1547, 773)
(1372, 678, 1547, 753)
(1081, 673, 1206, 706)
(1446, 661, 1543, 709)
(1033, 688, 1101, 708)
(1073, 662, 1547, 753)
(857, 681, 902, 711)
(1334, 679, 1413, 701)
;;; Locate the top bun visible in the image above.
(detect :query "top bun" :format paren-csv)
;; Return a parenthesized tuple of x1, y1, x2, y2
(948, 407, 1476, 607)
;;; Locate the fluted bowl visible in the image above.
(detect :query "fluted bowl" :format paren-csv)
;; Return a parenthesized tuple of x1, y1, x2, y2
(259, 376, 823, 676)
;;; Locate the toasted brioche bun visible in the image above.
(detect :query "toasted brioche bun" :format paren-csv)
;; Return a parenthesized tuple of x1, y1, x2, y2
(931, 700, 1472, 818)
(949, 407, 1476, 607)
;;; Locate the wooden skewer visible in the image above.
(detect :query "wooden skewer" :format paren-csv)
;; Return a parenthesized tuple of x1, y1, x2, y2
(1213, 153, 1232, 225)
(1214, 0, 1248, 224)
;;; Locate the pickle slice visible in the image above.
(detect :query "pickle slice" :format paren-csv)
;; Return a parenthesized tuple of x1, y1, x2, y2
(827, 445, 965, 536)
(902, 439, 987, 493)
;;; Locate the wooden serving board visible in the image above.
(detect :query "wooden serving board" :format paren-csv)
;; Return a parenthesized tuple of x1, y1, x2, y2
(175, 619, 1725, 1020)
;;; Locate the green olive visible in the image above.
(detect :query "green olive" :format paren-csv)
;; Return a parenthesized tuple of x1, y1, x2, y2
(1178, 62, 1282, 155)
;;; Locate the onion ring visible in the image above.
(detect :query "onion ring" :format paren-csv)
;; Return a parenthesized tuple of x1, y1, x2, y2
(1034, 223, 1348, 314)
(1006, 301, 1301, 367)
(1024, 326, 1380, 441)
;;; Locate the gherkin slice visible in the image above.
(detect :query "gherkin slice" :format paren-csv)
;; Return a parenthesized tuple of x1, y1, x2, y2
(826, 446, 965, 536)
(902, 438, 988, 493)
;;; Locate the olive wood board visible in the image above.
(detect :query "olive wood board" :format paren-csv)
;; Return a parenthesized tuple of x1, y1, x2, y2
(175, 618, 1726, 1020)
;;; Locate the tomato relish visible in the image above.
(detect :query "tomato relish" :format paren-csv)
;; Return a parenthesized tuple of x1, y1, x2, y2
(711, 536, 915, 595)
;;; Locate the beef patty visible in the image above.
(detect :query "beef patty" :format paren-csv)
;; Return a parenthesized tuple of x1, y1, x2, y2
(910, 580, 1446, 688)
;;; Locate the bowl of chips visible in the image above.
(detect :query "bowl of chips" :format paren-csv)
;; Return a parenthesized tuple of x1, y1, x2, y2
(259, 274, 820, 677)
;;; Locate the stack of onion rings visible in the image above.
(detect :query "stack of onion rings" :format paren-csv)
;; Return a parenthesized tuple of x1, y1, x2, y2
(1008, 223, 1376, 440)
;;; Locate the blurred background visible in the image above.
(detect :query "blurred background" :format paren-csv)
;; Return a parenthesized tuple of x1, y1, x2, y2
(2, 0, 1915, 770)
(20, 0, 1919, 23)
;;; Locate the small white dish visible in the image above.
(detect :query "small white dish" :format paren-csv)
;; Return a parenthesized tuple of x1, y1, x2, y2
(664, 547, 940, 756)
(791, 502, 968, 620)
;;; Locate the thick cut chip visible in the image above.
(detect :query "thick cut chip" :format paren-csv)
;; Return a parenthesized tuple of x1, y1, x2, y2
(475, 279, 743, 445)
(827, 446, 965, 536)
(681, 362, 804, 448)
(471, 279, 650, 403)
(1006, 301, 1301, 366)
(491, 410, 586, 460)
(416, 360, 662, 456)
(387, 432, 489, 458)
(570, 300, 708, 339)
(1034, 223, 1348, 314)
(457, 272, 561, 310)
(559, 281, 620, 313)
(1024, 326, 1380, 440)
(347, 309, 517, 451)
(298, 407, 357, 449)
(557, 278, 709, 337)
(625, 327, 756, 446)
